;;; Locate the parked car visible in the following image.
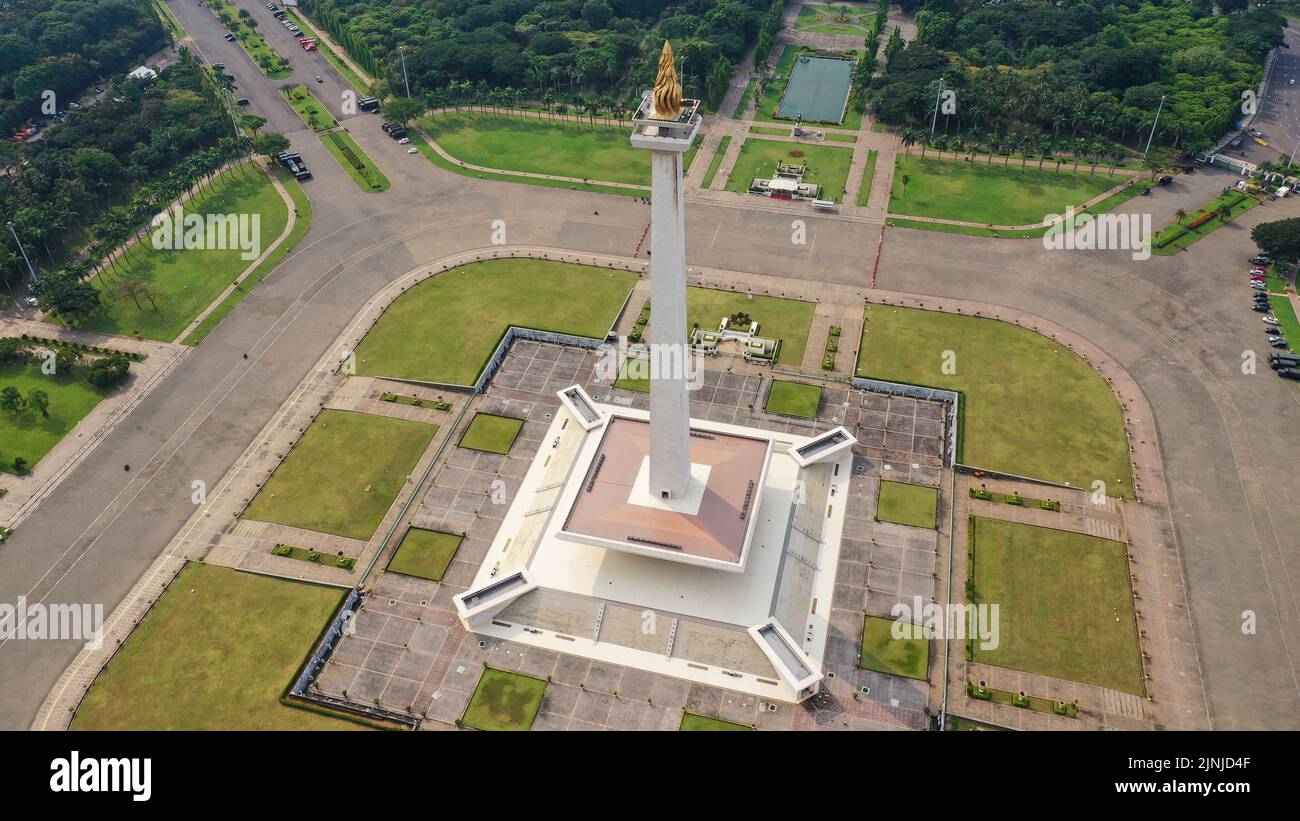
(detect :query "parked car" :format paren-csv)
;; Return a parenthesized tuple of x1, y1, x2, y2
(1263, 315, 1280, 324)
(1278, 368, 1300, 380)
(23, 296, 38, 307)
(407, 146, 418, 154)
(1253, 303, 1270, 312)
(1249, 255, 1271, 264)
(1252, 282, 1267, 290)
(398, 137, 410, 145)
(315, 75, 323, 83)
(1268, 336, 1289, 348)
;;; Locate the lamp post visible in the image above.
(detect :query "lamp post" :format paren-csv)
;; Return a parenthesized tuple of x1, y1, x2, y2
(6, 221, 36, 284)
(929, 77, 944, 136)
(399, 47, 411, 98)
(1143, 95, 1166, 159)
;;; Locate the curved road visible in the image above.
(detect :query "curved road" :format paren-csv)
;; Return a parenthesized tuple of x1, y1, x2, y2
(2, 1, 1299, 730)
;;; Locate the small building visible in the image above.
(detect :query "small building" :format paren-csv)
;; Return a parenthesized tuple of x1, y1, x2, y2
(748, 159, 820, 200)
(126, 66, 157, 81)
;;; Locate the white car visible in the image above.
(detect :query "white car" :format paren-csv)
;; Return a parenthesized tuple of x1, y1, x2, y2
(407, 146, 418, 154)
(23, 296, 38, 308)
(1263, 315, 1280, 325)
(398, 137, 410, 145)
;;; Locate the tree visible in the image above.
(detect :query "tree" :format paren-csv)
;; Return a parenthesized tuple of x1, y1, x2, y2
(383, 97, 424, 126)
(252, 133, 291, 161)
(1252, 217, 1300, 262)
(0, 386, 21, 414)
(900, 174, 911, 198)
(87, 355, 131, 389)
(1174, 208, 1187, 224)
(26, 388, 49, 418)
(45, 281, 101, 323)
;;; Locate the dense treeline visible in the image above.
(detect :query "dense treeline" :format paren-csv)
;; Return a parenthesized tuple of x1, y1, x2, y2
(872, 0, 1286, 156)
(0, 52, 244, 308)
(0, 0, 167, 134)
(299, 0, 774, 110)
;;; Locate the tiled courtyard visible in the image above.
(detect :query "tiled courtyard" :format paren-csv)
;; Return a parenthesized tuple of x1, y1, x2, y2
(312, 340, 949, 730)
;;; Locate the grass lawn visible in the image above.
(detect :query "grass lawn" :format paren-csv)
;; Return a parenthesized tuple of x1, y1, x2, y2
(857, 305, 1132, 497)
(733, 77, 757, 117)
(420, 112, 653, 186)
(243, 409, 437, 540)
(876, 480, 939, 529)
(796, 3, 875, 36)
(826, 133, 857, 143)
(52, 165, 288, 342)
(0, 360, 110, 473)
(183, 167, 311, 345)
(859, 615, 930, 680)
(701, 135, 731, 189)
(1270, 295, 1300, 353)
(687, 287, 814, 366)
(1151, 190, 1258, 255)
(856, 149, 878, 206)
(751, 125, 790, 136)
(461, 668, 548, 731)
(321, 130, 389, 192)
(680, 713, 753, 731)
(408, 126, 641, 198)
(1264, 264, 1289, 295)
(282, 84, 337, 130)
(73, 563, 362, 730)
(387, 528, 462, 581)
(726, 138, 854, 203)
(459, 413, 523, 454)
(969, 517, 1143, 695)
(766, 379, 822, 418)
(886, 177, 1155, 239)
(355, 259, 637, 385)
(614, 357, 650, 392)
(889, 155, 1115, 226)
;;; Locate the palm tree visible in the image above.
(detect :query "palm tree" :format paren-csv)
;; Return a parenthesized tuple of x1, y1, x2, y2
(1174, 208, 1188, 224)
(901, 126, 918, 155)
(900, 173, 911, 198)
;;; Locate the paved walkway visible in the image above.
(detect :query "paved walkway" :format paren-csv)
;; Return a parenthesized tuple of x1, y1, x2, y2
(0, 322, 188, 531)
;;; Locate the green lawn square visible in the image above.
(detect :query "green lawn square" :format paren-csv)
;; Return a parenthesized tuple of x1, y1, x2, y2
(0, 359, 110, 473)
(459, 413, 524, 454)
(858, 615, 930, 680)
(765, 379, 822, 418)
(461, 668, 548, 731)
(876, 481, 939, 529)
(243, 409, 437, 540)
(387, 528, 463, 582)
(73, 563, 363, 730)
(856, 304, 1132, 497)
(680, 712, 753, 731)
(969, 517, 1144, 695)
(354, 259, 638, 385)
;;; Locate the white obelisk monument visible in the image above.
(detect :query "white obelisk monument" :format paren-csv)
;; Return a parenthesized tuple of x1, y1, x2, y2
(630, 42, 702, 500)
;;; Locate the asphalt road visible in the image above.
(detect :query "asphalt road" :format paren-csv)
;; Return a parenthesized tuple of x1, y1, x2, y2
(2, 3, 1299, 730)
(1242, 21, 1300, 167)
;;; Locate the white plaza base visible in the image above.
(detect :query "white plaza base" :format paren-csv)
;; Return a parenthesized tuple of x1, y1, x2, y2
(455, 388, 855, 704)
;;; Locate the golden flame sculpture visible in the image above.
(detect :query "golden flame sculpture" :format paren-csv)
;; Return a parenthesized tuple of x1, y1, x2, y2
(651, 40, 682, 120)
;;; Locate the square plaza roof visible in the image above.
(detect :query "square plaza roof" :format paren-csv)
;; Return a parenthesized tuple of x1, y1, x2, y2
(558, 415, 771, 570)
